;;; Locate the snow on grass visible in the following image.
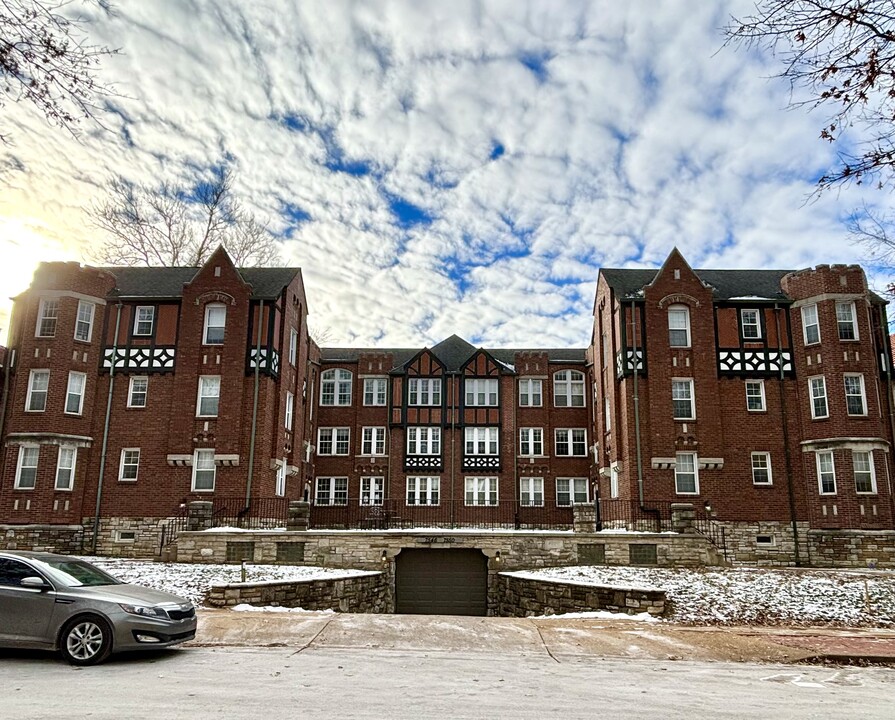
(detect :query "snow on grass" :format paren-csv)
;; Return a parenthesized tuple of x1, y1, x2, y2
(231, 604, 334, 614)
(535, 610, 659, 622)
(83, 557, 368, 607)
(519, 566, 895, 627)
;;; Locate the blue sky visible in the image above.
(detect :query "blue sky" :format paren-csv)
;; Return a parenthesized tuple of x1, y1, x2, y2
(0, 0, 891, 347)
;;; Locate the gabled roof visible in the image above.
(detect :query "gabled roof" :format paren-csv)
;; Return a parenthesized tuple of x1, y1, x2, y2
(102, 266, 301, 300)
(600, 267, 793, 301)
(430, 334, 477, 370)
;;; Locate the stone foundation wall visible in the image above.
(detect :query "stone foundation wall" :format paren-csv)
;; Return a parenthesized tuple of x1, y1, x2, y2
(714, 521, 810, 566)
(204, 571, 389, 612)
(81, 516, 173, 558)
(0, 524, 83, 553)
(807, 530, 895, 568)
(496, 574, 666, 617)
(174, 530, 723, 569)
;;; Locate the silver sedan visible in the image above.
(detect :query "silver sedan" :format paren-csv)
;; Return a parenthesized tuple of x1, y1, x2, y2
(0, 550, 197, 665)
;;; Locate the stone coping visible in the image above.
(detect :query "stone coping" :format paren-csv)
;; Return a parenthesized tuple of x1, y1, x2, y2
(500, 570, 661, 594)
(210, 571, 382, 589)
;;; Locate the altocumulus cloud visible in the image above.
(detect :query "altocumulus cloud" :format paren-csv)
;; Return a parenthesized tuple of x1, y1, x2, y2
(0, 0, 889, 345)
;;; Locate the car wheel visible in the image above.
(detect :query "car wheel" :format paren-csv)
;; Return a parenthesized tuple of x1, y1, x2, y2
(59, 615, 113, 666)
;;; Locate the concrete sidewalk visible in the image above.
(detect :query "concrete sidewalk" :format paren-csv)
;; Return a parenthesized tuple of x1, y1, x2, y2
(191, 610, 895, 665)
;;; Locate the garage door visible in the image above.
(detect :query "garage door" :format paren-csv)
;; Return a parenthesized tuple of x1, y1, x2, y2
(395, 549, 488, 616)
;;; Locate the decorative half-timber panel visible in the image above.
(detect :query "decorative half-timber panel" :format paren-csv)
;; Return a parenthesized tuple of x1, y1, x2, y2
(404, 456, 443, 471)
(462, 456, 501, 471)
(103, 346, 176, 372)
(615, 349, 645, 379)
(717, 348, 793, 376)
(248, 347, 280, 377)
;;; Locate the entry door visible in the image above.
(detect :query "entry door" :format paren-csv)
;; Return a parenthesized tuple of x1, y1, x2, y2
(395, 548, 488, 616)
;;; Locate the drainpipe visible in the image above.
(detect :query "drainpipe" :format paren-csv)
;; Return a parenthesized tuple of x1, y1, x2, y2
(91, 302, 123, 554)
(449, 372, 456, 528)
(870, 303, 895, 521)
(775, 304, 801, 566)
(0, 348, 14, 454)
(245, 300, 263, 508)
(512, 374, 519, 529)
(631, 300, 644, 507)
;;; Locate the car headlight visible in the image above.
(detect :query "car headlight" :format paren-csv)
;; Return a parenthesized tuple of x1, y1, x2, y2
(119, 603, 169, 619)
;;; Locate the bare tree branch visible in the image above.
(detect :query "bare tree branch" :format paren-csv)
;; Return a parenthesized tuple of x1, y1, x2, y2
(0, 0, 118, 142)
(89, 167, 283, 268)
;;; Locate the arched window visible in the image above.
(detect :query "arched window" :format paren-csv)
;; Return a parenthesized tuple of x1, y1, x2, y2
(320, 368, 353, 406)
(553, 370, 585, 407)
(668, 305, 690, 348)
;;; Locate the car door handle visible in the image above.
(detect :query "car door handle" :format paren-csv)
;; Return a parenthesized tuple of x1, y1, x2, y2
(55, 598, 74, 605)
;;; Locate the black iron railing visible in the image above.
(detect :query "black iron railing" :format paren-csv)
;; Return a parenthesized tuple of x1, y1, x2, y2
(210, 496, 291, 529)
(597, 499, 676, 533)
(158, 504, 190, 553)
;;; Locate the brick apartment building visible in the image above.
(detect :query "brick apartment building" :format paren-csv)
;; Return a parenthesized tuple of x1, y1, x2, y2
(0, 247, 893, 562)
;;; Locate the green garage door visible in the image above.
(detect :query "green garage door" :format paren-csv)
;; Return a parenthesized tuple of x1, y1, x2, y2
(395, 549, 488, 616)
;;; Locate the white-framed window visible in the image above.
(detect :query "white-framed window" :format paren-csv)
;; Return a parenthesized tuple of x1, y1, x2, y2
(740, 309, 761, 339)
(809, 376, 828, 419)
(36, 298, 58, 337)
(197, 375, 221, 417)
(553, 370, 585, 407)
(519, 378, 543, 407)
(466, 378, 498, 406)
(361, 427, 387, 456)
(672, 378, 695, 420)
(321, 368, 352, 406)
(75, 300, 95, 342)
(519, 427, 544, 456)
(555, 428, 587, 456)
(14, 445, 39, 489)
(836, 301, 858, 341)
(315, 477, 348, 506)
(751, 452, 772, 485)
(407, 427, 441, 455)
(556, 477, 588, 506)
(134, 306, 155, 336)
(519, 477, 544, 506)
(844, 374, 867, 416)
(668, 305, 690, 347)
(816, 450, 836, 494)
(361, 476, 384, 506)
(408, 377, 441, 406)
(363, 377, 387, 406)
(55, 446, 77, 491)
(26, 369, 49, 412)
(464, 426, 499, 455)
(285, 392, 294, 431)
(192, 449, 216, 491)
(65, 372, 86, 415)
(745, 380, 766, 412)
(128, 376, 148, 408)
(406, 476, 440, 505)
(675, 452, 699, 494)
(119, 448, 140, 482)
(275, 462, 287, 497)
(610, 463, 619, 498)
(203, 303, 226, 345)
(465, 476, 498, 506)
(851, 450, 876, 495)
(317, 427, 350, 455)
(289, 327, 299, 365)
(853, 451, 877, 494)
(801, 304, 820, 345)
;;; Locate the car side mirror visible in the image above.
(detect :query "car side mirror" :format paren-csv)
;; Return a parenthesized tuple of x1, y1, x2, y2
(20, 576, 50, 591)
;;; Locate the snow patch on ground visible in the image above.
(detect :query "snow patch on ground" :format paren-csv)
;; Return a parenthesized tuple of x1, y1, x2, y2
(231, 604, 334, 614)
(522, 566, 895, 627)
(535, 610, 659, 622)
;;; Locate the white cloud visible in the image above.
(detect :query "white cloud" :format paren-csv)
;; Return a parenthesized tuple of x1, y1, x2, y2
(1, 0, 892, 348)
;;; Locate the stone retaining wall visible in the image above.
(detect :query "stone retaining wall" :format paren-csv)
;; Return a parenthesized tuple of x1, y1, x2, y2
(496, 574, 666, 617)
(0, 524, 83, 553)
(82, 516, 172, 558)
(807, 530, 895, 568)
(715, 521, 810, 566)
(204, 571, 389, 612)
(174, 530, 723, 569)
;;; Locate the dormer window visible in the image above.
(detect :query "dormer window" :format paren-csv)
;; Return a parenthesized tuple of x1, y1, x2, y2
(203, 304, 226, 345)
(668, 305, 690, 347)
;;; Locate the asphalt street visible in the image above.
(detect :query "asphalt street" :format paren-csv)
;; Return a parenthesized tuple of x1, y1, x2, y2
(2, 642, 894, 719)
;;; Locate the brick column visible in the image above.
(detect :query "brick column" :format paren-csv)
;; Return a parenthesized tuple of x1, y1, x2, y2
(187, 501, 213, 531)
(288, 501, 311, 531)
(671, 503, 696, 534)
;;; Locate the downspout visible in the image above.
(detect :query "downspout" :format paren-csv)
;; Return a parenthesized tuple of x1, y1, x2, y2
(91, 302, 122, 555)
(775, 304, 801, 566)
(449, 372, 456, 528)
(631, 299, 644, 507)
(245, 300, 263, 508)
(870, 303, 895, 519)
(512, 375, 519, 529)
(0, 348, 14, 455)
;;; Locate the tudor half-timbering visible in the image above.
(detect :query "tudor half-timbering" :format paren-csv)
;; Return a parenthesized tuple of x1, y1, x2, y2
(593, 249, 895, 561)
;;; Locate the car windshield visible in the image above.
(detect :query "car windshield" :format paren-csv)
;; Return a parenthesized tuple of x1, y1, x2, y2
(40, 559, 122, 587)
